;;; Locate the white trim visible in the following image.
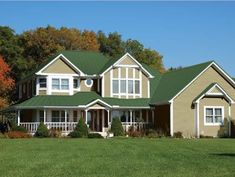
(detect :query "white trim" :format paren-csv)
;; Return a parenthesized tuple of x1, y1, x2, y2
(36, 54, 84, 76)
(169, 100, 173, 136)
(195, 101, 200, 138)
(118, 68, 121, 98)
(147, 79, 150, 98)
(100, 53, 154, 78)
(170, 62, 235, 102)
(85, 99, 112, 109)
(204, 106, 224, 126)
(110, 69, 113, 97)
(126, 68, 128, 98)
(102, 76, 104, 97)
(194, 83, 235, 104)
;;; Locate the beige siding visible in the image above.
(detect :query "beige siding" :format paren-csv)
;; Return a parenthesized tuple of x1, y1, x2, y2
(128, 68, 133, 78)
(39, 90, 47, 95)
(42, 58, 77, 74)
(51, 92, 69, 95)
(173, 66, 235, 137)
(113, 68, 118, 78)
(118, 55, 137, 65)
(135, 68, 139, 79)
(142, 73, 148, 98)
(199, 97, 229, 137)
(121, 68, 126, 78)
(103, 72, 111, 97)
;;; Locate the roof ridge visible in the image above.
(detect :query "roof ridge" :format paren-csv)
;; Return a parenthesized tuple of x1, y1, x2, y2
(165, 60, 214, 75)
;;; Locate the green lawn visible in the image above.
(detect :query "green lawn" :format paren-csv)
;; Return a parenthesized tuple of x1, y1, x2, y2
(0, 138, 235, 177)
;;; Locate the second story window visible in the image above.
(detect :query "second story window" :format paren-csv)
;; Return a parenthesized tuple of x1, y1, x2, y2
(52, 78, 69, 90)
(73, 79, 80, 89)
(39, 78, 47, 88)
(112, 78, 140, 96)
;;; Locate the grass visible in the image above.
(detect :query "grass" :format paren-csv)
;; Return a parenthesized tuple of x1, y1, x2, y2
(0, 138, 235, 177)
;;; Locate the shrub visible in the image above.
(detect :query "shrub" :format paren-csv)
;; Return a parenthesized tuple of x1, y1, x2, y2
(49, 128, 62, 138)
(128, 126, 144, 137)
(173, 131, 183, 138)
(69, 118, 88, 138)
(6, 131, 32, 139)
(0, 132, 5, 138)
(0, 122, 8, 133)
(12, 125, 27, 133)
(88, 133, 103, 139)
(146, 129, 159, 138)
(111, 118, 124, 136)
(34, 122, 49, 138)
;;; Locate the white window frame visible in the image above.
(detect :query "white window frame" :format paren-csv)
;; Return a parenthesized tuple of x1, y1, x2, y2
(204, 106, 224, 126)
(112, 78, 141, 97)
(51, 78, 70, 91)
(39, 77, 47, 89)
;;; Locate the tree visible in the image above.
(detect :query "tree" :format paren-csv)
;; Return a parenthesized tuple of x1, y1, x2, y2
(0, 56, 15, 108)
(0, 26, 26, 81)
(111, 118, 124, 136)
(80, 30, 99, 51)
(97, 31, 125, 58)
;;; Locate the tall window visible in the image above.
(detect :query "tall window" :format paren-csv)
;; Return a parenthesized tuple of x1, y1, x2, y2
(205, 107, 223, 125)
(39, 110, 44, 122)
(128, 80, 134, 94)
(73, 79, 80, 89)
(120, 80, 126, 93)
(39, 78, 47, 88)
(135, 80, 140, 94)
(112, 80, 119, 94)
(52, 78, 69, 90)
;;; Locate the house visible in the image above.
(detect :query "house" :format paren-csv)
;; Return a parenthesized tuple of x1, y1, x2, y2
(6, 51, 235, 137)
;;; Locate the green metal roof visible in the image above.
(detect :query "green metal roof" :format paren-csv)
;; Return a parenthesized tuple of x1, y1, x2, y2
(11, 92, 150, 109)
(150, 61, 213, 104)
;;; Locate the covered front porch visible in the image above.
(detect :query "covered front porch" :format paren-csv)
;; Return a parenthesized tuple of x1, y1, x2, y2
(16, 107, 154, 136)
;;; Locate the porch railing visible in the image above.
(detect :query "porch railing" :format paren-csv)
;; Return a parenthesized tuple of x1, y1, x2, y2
(121, 122, 151, 132)
(19, 122, 77, 133)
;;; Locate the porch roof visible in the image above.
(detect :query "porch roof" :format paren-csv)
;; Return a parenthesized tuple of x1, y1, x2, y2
(8, 91, 151, 110)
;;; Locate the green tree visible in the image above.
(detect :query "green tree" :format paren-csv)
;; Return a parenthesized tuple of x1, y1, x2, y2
(111, 118, 124, 136)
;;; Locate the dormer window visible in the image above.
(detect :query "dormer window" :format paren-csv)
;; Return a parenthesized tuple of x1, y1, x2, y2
(85, 78, 93, 87)
(52, 78, 69, 90)
(39, 78, 47, 88)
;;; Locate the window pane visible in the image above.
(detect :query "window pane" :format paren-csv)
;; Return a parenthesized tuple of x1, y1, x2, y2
(206, 116, 213, 123)
(135, 80, 140, 94)
(128, 80, 134, 94)
(52, 79, 60, 90)
(206, 108, 213, 116)
(61, 79, 69, 90)
(39, 110, 44, 122)
(52, 111, 60, 122)
(215, 116, 222, 123)
(215, 108, 222, 116)
(112, 80, 119, 94)
(120, 80, 126, 93)
(39, 78, 47, 88)
(73, 79, 79, 89)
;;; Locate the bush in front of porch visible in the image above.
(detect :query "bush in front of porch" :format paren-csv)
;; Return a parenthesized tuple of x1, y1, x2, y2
(69, 118, 88, 138)
(34, 122, 49, 138)
(110, 118, 124, 136)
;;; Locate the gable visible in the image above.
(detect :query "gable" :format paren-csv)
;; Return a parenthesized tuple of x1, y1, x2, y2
(42, 58, 77, 74)
(117, 55, 138, 66)
(209, 86, 222, 94)
(89, 103, 104, 109)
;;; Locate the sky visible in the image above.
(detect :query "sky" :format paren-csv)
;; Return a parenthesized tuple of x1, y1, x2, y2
(1, 1, 235, 76)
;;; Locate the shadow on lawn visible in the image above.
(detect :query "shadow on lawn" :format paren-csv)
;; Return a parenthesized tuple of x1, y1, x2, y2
(211, 153, 235, 157)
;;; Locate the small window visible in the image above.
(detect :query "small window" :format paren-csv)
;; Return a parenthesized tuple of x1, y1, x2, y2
(39, 78, 47, 88)
(120, 80, 126, 93)
(205, 107, 223, 125)
(73, 79, 80, 89)
(61, 79, 69, 90)
(52, 79, 60, 90)
(112, 80, 119, 94)
(128, 80, 134, 94)
(85, 78, 93, 87)
(135, 80, 140, 94)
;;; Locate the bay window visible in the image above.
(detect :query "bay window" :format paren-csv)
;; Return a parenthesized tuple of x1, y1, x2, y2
(112, 78, 140, 96)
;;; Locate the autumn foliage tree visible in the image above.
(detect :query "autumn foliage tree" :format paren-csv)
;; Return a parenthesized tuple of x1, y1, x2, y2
(0, 56, 14, 108)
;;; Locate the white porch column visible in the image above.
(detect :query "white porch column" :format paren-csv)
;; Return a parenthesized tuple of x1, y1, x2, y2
(107, 110, 110, 127)
(85, 109, 88, 125)
(130, 110, 133, 126)
(65, 109, 67, 132)
(102, 109, 104, 132)
(17, 110, 20, 126)
(43, 109, 46, 124)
